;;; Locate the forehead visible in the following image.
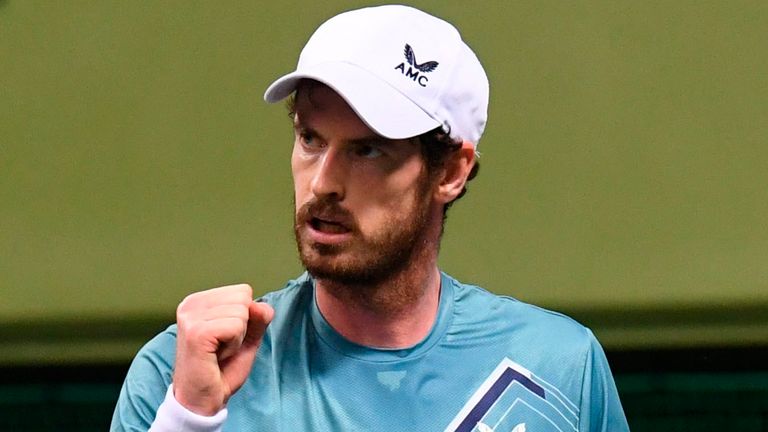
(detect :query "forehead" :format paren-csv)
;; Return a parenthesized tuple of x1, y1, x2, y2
(293, 81, 378, 138)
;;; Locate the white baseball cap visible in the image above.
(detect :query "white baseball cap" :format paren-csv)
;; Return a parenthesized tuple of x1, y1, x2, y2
(264, 4, 489, 146)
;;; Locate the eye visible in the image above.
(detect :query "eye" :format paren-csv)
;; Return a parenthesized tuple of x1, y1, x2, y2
(297, 130, 321, 149)
(353, 143, 384, 159)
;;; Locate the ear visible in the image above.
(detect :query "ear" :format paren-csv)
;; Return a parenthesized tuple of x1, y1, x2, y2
(434, 141, 476, 205)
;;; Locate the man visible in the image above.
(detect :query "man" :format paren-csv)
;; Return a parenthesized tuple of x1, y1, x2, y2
(112, 5, 628, 431)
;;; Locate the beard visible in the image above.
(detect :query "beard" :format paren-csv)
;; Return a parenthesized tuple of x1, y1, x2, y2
(294, 189, 432, 288)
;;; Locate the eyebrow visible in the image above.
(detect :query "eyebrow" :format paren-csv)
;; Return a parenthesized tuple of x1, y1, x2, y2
(292, 119, 324, 141)
(293, 118, 390, 147)
(348, 136, 390, 147)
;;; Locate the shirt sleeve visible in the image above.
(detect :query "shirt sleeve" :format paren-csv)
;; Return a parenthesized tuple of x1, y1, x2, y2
(109, 326, 175, 431)
(578, 330, 630, 432)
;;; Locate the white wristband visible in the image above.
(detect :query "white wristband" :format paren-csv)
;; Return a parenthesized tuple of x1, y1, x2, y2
(149, 384, 228, 432)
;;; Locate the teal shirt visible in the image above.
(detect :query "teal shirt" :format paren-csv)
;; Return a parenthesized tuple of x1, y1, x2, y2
(111, 272, 628, 431)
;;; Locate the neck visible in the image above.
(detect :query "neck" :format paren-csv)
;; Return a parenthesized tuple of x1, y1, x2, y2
(314, 255, 442, 349)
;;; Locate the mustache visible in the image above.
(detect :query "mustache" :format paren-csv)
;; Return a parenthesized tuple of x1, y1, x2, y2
(296, 197, 358, 231)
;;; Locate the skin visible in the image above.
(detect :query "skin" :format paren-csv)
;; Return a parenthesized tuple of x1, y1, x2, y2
(172, 82, 476, 415)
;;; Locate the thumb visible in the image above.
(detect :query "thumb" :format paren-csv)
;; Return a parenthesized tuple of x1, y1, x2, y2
(243, 301, 274, 349)
(219, 301, 274, 396)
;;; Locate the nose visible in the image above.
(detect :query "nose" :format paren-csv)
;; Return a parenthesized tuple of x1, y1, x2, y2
(310, 146, 347, 200)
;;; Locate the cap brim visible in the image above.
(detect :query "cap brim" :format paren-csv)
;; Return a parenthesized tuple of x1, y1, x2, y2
(264, 62, 441, 140)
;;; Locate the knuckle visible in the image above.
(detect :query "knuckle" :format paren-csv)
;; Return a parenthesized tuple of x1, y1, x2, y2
(233, 283, 253, 296)
(176, 303, 190, 324)
(177, 290, 205, 313)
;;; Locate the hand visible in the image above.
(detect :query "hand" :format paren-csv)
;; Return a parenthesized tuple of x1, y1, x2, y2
(172, 284, 274, 415)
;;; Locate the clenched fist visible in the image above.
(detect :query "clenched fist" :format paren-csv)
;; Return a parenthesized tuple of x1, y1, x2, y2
(172, 284, 274, 415)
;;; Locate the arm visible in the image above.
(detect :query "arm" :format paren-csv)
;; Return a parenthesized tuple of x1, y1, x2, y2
(578, 330, 630, 432)
(110, 284, 274, 431)
(110, 328, 176, 431)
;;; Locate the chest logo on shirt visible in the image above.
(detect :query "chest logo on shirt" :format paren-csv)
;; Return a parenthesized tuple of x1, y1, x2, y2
(377, 371, 407, 391)
(444, 358, 579, 432)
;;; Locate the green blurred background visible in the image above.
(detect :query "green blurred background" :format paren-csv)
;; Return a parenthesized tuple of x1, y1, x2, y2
(1, 0, 767, 430)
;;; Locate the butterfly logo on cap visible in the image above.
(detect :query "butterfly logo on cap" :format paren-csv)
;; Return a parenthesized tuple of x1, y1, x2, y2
(394, 44, 439, 87)
(404, 44, 439, 72)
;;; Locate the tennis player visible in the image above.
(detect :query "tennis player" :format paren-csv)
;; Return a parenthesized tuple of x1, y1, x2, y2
(112, 5, 629, 431)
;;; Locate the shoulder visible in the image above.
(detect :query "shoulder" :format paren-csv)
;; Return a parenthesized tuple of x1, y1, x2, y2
(246, 273, 316, 350)
(258, 273, 314, 326)
(446, 274, 596, 353)
(259, 272, 313, 306)
(443, 276, 628, 431)
(125, 325, 179, 383)
(112, 325, 178, 429)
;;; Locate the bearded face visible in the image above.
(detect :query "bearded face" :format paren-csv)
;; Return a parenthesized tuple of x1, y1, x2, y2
(290, 82, 439, 293)
(294, 178, 432, 286)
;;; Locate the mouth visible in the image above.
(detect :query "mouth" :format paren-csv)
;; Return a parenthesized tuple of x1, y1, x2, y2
(296, 199, 356, 244)
(310, 217, 351, 234)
